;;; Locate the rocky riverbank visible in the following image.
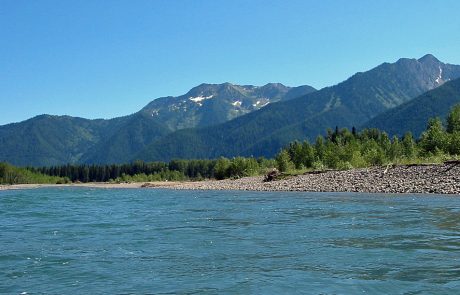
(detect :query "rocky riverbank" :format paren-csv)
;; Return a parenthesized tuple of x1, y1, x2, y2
(149, 162, 460, 194)
(2, 163, 459, 194)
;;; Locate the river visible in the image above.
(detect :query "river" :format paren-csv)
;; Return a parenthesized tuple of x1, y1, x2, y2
(1, 188, 460, 294)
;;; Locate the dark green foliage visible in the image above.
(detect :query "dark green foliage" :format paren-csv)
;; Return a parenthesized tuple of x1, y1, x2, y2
(402, 132, 417, 158)
(0, 162, 66, 184)
(314, 136, 326, 161)
(29, 156, 274, 183)
(275, 150, 293, 172)
(419, 118, 448, 155)
(448, 132, 460, 155)
(214, 158, 231, 180)
(275, 104, 460, 170)
(362, 140, 386, 166)
(389, 136, 403, 160)
(228, 157, 260, 178)
(275, 128, 392, 170)
(447, 104, 460, 133)
(287, 142, 304, 169)
(81, 113, 172, 164)
(0, 115, 127, 166)
(301, 141, 316, 168)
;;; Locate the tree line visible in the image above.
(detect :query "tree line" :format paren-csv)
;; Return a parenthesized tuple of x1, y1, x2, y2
(0, 162, 65, 185)
(2, 104, 459, 184)
(25, 157, 276, 183)
(275, 104, 460, 171)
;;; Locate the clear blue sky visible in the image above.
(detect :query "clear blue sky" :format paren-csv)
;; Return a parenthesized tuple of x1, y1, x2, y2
(1, 0, 460, 125)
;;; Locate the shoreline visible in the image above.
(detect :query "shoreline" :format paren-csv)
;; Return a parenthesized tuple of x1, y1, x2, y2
(150, 162, 460, 194)
(1, 163, 459, 194)
(0, 181, 182, 191)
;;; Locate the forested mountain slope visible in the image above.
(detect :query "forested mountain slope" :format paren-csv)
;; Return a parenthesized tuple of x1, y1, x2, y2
(363, 78, 460, 137)
(0, 115, 127, 166)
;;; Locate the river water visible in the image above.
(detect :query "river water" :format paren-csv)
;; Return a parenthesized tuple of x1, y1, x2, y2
(1, 188, 460, 294)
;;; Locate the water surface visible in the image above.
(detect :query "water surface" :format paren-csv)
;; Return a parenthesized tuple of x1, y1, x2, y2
(1, 188, 460, 294)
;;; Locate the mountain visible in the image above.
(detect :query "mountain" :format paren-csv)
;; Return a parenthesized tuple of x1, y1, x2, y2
(79, 112, 173, 164)
(139, 82, 316, 130)
(2, 55, 459, 166)
(136, 54, 460, 161)
(363, 77, 460, 138)
(80, 82, 315, 164)
(0, 83, 315, 166)
(0, 115, 127, 166)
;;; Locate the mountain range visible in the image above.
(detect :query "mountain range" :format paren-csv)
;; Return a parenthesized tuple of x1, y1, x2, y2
(136, 54, 460, 161)
(0, 83, 315, 166)
(1, 54, 460, 166)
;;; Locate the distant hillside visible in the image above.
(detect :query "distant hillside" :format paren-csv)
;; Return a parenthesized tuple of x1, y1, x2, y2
(79, 112, 173, 164)
(363, 78, 460, 137)
(136, 54, 460, 161)
(0, 83, 315, 166)
(0, 115, 126, 166)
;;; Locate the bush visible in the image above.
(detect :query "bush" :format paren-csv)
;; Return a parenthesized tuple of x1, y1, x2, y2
(419, 118, 448, 155)
(275, 150, 293, 172)
(214, 157, 231, 180)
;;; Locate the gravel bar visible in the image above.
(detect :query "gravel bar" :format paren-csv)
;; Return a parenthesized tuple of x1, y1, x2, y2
(149, 163, 460, 194)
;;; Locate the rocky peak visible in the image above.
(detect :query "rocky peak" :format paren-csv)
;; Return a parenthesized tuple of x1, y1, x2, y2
(418, 54, 441, 64)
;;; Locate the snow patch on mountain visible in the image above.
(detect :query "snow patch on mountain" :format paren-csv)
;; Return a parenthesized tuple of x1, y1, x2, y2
(435, 66, 443, 84)
(252, 100, 269, 108)
(189, 95, 214, 103)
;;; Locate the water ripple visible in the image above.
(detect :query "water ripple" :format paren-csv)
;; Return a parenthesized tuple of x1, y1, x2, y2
(1, 188, 460, 294)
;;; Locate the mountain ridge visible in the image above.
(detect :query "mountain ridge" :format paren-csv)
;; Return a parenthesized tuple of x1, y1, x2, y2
(0, 82, 315, 166)
(135, 55, 460, 161)
(2, 55, 460, 166)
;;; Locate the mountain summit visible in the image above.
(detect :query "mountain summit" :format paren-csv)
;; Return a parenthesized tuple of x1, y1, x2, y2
(140, 82, 316, 131)
(418, 53, 440, 64)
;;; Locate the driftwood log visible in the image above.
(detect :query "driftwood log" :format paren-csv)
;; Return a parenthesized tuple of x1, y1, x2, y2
(264, 169, 280, 182)
(444, 160, 460, 172)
